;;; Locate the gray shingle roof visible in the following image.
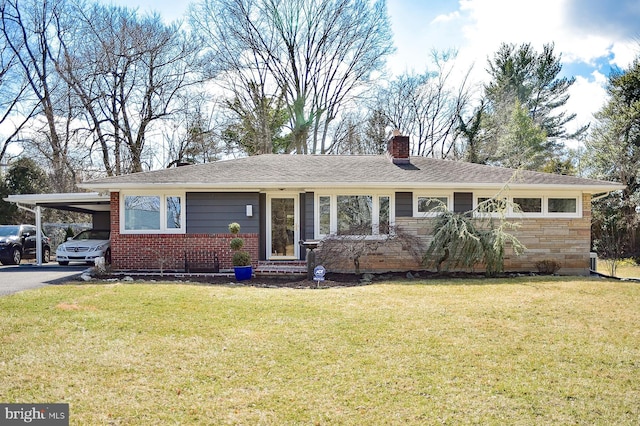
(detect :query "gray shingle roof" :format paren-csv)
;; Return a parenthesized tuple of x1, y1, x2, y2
(79, 154, 623, 193)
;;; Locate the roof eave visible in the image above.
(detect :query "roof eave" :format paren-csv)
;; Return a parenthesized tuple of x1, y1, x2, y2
(4, 192, 110, 204)
(78, 181, 625, 194)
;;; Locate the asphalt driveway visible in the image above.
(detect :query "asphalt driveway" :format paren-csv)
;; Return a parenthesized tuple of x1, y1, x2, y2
(0, 263, 87, 296)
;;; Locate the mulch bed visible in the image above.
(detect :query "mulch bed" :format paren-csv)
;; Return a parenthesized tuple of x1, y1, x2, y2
(82, 270, 510, 289)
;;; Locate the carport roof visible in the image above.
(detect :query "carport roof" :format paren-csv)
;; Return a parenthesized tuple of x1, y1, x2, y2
(4, 192, 110, 214)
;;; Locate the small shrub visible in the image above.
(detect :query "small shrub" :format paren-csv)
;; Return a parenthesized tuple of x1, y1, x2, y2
(228, 222, 241, 234)
(232, 251, 251, 267)
(230, 237, 244, 251)
(535, 259, 561, 275)
(228, 222, 251, 267)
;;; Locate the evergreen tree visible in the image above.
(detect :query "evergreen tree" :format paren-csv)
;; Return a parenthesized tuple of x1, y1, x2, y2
(0, 158, 51, 224)
(584, 56, 640, 254)
(494, 99, 548, 169)
(486, 42, 582, 140)
(473, 43, 584, 170)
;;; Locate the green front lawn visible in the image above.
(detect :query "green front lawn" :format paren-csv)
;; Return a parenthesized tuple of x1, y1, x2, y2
(1, 278, 638, 424)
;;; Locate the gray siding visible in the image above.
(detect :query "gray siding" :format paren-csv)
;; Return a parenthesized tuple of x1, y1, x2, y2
(304, 192, 314, 240)
(186, 192, 260, 234)
(454, 192, 473, 213)
(395, 192, 413, 217)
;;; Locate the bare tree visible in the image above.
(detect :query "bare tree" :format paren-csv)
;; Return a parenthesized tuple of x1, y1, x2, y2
(191, 0, 394, 154)
(327, 108, 388, 155)
(54, 4, 203, 174)
(0, 38, 37, 163)
(161, 95, 225, 167)
(373, 50, 473, 159)
(0, 0, 78, 191)
(317, 225, 423, 275)
(220, 81, 291, 155)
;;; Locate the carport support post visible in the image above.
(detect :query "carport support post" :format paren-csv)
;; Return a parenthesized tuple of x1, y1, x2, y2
(35, 205, 42, 266)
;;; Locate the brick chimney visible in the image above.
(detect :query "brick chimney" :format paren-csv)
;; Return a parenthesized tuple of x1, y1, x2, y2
(387, 133, 410, 165)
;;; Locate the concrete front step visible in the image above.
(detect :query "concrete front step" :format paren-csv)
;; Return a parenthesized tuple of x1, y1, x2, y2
(255, 261, 307, 276)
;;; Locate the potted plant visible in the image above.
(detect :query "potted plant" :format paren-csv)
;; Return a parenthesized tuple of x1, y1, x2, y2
(229, 222, 252, 281)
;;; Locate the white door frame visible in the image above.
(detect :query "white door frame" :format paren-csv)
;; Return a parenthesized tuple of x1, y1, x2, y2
(266, 193, 299, 260)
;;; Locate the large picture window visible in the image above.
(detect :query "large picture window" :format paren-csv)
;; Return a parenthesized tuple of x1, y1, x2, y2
(122, 193, 185, 233)
(337, 195, 372, 235)
(317, 193, 392, 237)
(125, 195, 160, 230)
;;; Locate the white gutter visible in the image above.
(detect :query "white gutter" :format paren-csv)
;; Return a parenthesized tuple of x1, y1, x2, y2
(78, 182, 626, 195)
(591, 191, 617, 202)
(5, 192, 108, 203)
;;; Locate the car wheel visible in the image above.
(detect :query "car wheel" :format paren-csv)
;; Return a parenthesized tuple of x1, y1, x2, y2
(105, 249, 112, 264)
(11, 248, 21, 265)
(42, 248, 50, 263)
(58, 261, 69, 266)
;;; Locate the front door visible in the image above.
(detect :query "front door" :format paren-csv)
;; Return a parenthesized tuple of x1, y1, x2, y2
(267, 195, 298, 260)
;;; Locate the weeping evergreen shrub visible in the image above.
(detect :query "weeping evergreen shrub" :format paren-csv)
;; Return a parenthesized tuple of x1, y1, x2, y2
(423, 196, 525, 276)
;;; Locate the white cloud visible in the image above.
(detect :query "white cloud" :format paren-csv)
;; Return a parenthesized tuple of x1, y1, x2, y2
(385, 0, 638, 147)
(610, 40, 639, 69)
(118, 0, 638, 147)
(432, 11, 460, 24)
(565, 72, 608, 133)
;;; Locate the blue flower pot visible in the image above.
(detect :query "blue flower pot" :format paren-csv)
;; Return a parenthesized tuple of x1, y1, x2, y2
(234, 266, 253, 281)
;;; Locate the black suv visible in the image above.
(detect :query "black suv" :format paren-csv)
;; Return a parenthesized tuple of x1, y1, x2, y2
(0, 225, 51, 265)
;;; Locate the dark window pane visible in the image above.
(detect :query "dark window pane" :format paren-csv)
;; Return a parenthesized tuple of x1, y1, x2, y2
(548, 198, 577, 213)
(124, 196, 160, 230)
(418, 197, 447, 213)
(513, 197, 542, 213)
(379, 196, 389, 234)
(337, 195, 372, 235)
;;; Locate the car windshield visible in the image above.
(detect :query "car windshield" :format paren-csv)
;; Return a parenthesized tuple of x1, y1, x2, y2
(0, 226, 20, 237)
(75, 230, 110, 240)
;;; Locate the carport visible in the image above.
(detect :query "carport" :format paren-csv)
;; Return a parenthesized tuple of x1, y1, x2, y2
(3, 192, 111, 265)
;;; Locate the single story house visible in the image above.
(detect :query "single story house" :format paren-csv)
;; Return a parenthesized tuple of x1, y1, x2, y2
(74, 135, 622, 275)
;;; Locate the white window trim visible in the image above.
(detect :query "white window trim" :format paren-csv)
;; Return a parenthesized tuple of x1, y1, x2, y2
(510, 195, 544, 217)
(544, 195, 581, 218)
(120, 191, 186, 234)
(315, 192, 395, 239)
(414, 192, 453, 217)
(266, 192, 300, 260)
(474, 192, 582, 219)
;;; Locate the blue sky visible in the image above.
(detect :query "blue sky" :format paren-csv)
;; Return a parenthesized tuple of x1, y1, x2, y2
(107, 0, 639, 142)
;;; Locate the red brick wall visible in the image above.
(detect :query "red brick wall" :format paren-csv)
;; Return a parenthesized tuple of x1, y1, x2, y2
(109, 192, 259, 270)
(388, 135, 410, 159)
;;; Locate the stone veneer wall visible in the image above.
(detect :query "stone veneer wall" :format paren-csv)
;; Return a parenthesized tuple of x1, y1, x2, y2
(109, 192, 259, 271)
(318, 193, 593, 276)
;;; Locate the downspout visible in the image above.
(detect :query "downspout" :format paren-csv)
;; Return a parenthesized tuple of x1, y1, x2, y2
(15, 203, 43, 266)
(591, 192, 613, 202)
